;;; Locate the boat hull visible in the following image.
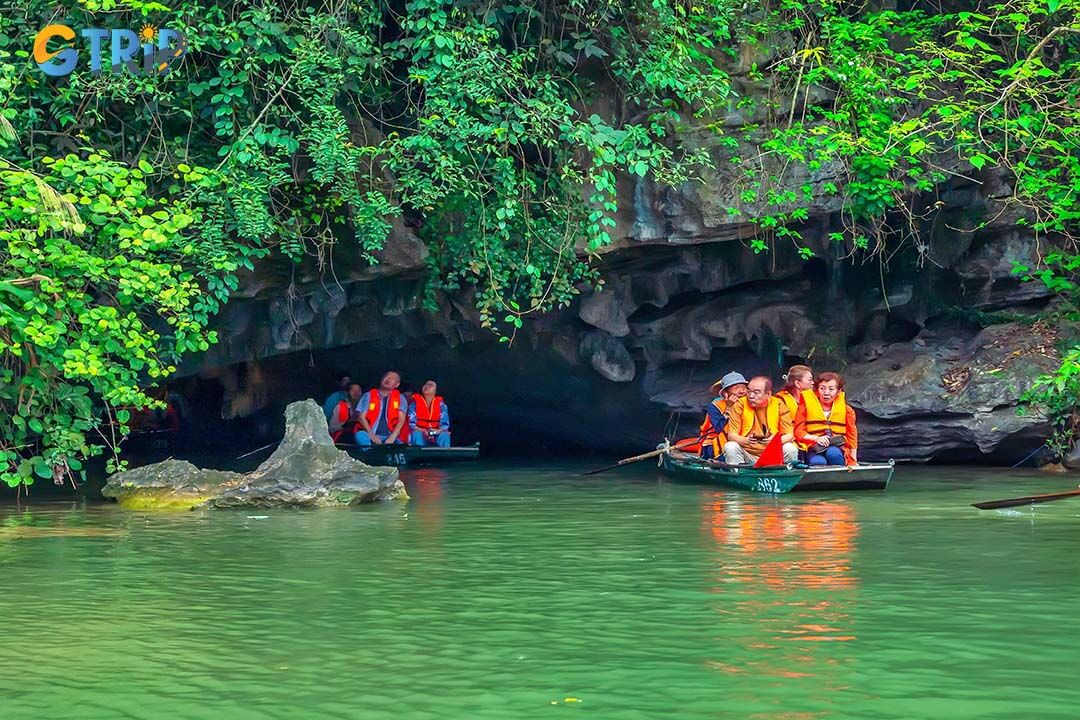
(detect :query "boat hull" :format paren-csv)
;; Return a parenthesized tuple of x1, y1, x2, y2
(342, 443, 480, 467)
(660, 451, 803, 494)
(660, 449, 893, 493)
(794, 461, 894, 491)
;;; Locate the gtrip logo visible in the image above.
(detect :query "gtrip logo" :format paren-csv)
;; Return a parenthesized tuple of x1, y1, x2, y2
(33, 23, 187, 77)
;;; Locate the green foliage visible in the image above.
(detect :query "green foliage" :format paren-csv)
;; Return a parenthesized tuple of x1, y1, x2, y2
(0, 150, 255, 487)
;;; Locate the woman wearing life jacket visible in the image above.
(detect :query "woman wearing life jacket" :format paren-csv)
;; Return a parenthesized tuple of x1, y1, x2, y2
(356, 371, 408, 446)
(794, 372, 859, 466)
(775, 364, 813, 418)
(409, 380, 451, 447)
(328, 383, 365, 443)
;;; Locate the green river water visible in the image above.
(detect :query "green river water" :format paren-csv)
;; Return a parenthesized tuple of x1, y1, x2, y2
(2, 463, 1079, 719)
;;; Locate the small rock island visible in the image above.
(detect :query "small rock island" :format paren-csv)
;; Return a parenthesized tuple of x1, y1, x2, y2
(102, 400, 407, 510)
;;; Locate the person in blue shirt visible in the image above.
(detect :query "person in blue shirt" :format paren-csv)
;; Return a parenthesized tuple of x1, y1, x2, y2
(356, 371, 408, 446)
(408, 380, 451, 447)
(322, 373, 352, 421)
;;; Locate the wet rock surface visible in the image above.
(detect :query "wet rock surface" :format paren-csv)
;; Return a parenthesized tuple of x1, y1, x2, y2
(103, 401, 406, 509)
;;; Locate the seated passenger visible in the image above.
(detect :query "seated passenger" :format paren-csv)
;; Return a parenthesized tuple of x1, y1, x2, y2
(723, 376, 799, 465)
(328, 383, 364, 443)
(795, 372, 859, 466)
(775, 364, 813, 418)
(322, 373, 352, 421)
(698, 372, 748, 460)
(356, 371, 408, 446)
(409, 380, 451, 448)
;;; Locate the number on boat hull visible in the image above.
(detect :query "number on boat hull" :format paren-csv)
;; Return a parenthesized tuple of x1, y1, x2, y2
(754, 477, 782, 493)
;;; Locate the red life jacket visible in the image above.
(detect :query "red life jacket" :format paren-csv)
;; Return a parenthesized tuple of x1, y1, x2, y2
(329, 400, 359, 442)
(411, 394, 444, 432)
(364, 389, 405, 436)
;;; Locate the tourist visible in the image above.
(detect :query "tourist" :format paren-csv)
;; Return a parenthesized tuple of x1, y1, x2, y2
(356, 371, 408, 446)
(322, 373, 352, 420)
(409, 380, 451, 448)
(795, 372, 859, 466)
(698, 371, 748, 460)
(723, 376, 799, 465)
(328, 383, 364, 443)
(775, 364, 813, 418)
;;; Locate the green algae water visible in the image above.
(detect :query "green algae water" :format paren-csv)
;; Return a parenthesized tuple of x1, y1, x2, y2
(2, 464, 1080, 719)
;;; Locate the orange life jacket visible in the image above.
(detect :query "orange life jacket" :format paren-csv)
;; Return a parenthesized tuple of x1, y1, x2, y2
(364, 389, 405, 435)
(411, 394, 443, 432)
(775, 390, 799, 418)
(738, 396, 782, 438)
(798, 388, 849, 450)
(698, 398, 729, 457)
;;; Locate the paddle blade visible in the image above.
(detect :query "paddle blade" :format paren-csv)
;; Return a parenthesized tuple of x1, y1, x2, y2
(972, 488, 1080, 510)
(754, 434, 785, 468)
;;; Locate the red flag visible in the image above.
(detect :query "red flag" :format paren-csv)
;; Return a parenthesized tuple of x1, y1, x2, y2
(754, 434, 785, 468)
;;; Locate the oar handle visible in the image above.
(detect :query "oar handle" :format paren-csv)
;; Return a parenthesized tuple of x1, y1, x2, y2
(579, 437, 702, 477)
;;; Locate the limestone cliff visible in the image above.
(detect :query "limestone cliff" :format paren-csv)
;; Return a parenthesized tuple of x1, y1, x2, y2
(179, 128, 1063, 464)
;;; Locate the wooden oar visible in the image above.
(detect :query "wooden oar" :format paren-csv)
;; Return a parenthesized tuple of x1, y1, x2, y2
(236, 442, 277, 460)
(579, 438, 701, 477)
(972, 488, 1080, 510)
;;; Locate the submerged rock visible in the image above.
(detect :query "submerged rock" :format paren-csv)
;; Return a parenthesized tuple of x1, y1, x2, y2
(1065, 441, 1080, 471)
(103, 400, 406, 510)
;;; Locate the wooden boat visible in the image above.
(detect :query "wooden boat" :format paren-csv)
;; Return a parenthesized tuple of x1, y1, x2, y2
(793, 461, 894, 491)
(660, 449, 805, 493)
(342, 442, 480, 467)
(659, 447, 893, 493)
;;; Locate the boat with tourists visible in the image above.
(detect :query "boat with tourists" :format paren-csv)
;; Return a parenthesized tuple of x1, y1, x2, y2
(658, 445, 894, 493)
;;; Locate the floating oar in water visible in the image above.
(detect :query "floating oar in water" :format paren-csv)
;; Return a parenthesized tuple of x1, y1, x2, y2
(972, 488, 1080, 510)
(236, 442, 277, 461)
(579, 437, 701, 477)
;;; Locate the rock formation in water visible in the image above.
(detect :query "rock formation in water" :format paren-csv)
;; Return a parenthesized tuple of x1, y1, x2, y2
(103, 400, 406, 509)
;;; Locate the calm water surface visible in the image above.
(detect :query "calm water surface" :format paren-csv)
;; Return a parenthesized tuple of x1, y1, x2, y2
(2, 464, 1079, 719)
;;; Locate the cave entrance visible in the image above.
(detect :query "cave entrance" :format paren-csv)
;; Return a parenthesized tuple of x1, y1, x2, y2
(167, 338, 669, 461)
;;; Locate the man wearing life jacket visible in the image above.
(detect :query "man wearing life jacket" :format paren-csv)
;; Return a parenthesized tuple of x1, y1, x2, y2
(775, 364, 813, 418)
(322, 373, 352, 421)
(697, 371, 748, 460)
(794, 372, 859, 466)
(723, 375, 799, 465)
(328, 383, 364, 443)
(408, 380, 451, 447)
(356, 371, 408, 446)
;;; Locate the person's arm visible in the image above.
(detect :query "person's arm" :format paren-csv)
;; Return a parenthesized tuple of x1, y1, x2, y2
(407, 402, 418, 432)
(776, 404, 794, 444)
(356, 401, 380, 443)
(725, 402, 748, 447)
(440, 403, 450, 433)
(794, 402, 809, 446)
(387, 407, 407, 443)
(705, 402, 726, 435)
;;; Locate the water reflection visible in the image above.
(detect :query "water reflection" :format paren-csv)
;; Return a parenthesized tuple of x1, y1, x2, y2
(402, 468, 449, 543)
(702, 492, 859, 708)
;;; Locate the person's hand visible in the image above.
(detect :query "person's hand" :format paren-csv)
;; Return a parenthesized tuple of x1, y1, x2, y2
(368, 431, 382, 445)
(814, 436, 829, 449)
